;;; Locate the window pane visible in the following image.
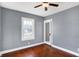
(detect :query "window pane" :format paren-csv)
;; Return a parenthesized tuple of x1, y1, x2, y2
(23, 20, 32, 33)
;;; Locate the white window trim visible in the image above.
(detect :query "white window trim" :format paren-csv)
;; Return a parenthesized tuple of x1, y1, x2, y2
(21, 17, 35, 41)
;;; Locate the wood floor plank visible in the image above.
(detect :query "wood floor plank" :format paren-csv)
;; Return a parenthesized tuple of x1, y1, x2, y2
(1, 44, 77, 57)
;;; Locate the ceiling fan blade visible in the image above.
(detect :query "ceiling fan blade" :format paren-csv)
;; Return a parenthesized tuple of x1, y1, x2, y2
(45, 7, 48, 11)
(34, 4, 42, 8)
(49, 3, 59, 7)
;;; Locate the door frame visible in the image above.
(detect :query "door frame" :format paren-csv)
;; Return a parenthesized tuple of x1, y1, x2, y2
(44, 19, 53, 43)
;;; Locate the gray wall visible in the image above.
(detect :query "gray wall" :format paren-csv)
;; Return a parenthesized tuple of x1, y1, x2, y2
(0, 7, 2, 51)
(1, 4, 79, 54)
(1, 8, 44, 51)
(44, 5, 79, 53)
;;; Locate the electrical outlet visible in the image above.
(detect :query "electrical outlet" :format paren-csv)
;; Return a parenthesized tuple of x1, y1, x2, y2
(27, 42, 30, 45)
(77, 48, 79, 52)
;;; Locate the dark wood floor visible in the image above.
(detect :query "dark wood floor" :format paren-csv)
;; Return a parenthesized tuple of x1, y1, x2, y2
(2, 44, 77, 57)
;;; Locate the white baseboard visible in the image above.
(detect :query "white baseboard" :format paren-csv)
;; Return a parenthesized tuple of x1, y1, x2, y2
(0, 42, 44, 56)
(45, 42, 79, 56)
(0, 42, 79, 57)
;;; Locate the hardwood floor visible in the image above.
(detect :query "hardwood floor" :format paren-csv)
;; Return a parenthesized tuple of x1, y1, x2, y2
(2, 44, 77, 57)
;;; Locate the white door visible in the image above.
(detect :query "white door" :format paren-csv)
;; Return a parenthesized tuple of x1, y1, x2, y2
(44, 19, 53, 43)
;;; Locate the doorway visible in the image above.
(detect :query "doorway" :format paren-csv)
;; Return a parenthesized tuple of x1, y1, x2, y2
(44, 19, 53, 43)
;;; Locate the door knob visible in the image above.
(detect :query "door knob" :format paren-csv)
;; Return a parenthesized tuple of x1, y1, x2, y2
(48, 33, 51, 36)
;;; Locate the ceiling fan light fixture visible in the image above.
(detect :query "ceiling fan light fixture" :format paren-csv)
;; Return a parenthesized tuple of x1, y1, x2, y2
(34, 2, 59, 11)
(42, 2, 49, 7)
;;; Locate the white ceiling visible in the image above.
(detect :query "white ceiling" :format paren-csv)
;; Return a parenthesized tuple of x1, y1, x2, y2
(0, 2, 79, 17)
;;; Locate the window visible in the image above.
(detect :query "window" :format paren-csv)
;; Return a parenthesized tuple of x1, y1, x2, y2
(22, 17, 35, 41)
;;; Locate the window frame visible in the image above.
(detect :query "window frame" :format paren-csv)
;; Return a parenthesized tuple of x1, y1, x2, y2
(21, 17, 35, 41)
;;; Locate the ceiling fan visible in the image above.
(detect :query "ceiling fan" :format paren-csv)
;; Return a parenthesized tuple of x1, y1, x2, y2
(34, 2, 59, 11)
